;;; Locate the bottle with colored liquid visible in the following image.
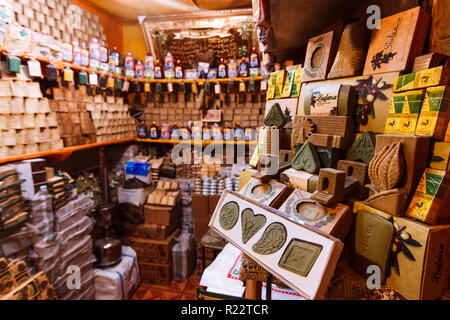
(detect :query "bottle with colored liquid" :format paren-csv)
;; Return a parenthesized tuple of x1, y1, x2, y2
(100, 41, 109, 72)
(218, 58, 227, 78)
(81, 42, 90, 68)
(160, 123, 171, 140)
(171, 123, 180, 140)
(72, 40, 81, 66)
(137, 121, 148, 139)
(62, 36, 73, 63)
(234, 122, 244, 141)
(164, 51, 174, 71)
(108, 57, 116, 75)
(124, 52, 135, 78)
(223, 126, 233, 141)
(180, 126, 190, 140)
(212, 123, 223, 140)
(154, 60, 163, 79)
(249, 47, 259, 68)
(109, 46, 120, 68)
(89, 37, 101, 71)
(228, 59, 238, 78)
(135, 60, 144, 79)
(149, 122, 160, 139)
(144, 53, 154, 79)
(239, 58, 249, 77)
(202, 127, 211, 141)
(175, 60, 183, 79)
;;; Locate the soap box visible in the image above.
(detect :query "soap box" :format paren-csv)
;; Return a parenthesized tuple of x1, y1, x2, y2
(384, 90, 424, 135)
(353, 201, 450, 300)
(393, 66, 450, 93)
(278, 189, 353, 241)
(239, 178, 292, 209)
(415, 86, 450, 140)
(405, 168, 450, 225)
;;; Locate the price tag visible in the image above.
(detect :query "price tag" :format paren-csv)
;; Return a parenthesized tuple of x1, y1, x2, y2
(239, 80, 246, 92)
(122, 80, 130, 91)
(144, 82, 150, 92)
(191, 82, 198, 94)
(260, 79, 267, 91)
(167, 81, 173, 92)
(215, 81, 221, 94)
(27, 59, 42, 77)
(107, 77, 115, 88)
(63, 68, 74, 82)
(89, 73, 98, 86)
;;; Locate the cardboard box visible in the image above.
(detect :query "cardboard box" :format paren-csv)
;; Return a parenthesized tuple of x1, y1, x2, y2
(405, 169, 450, 225)
(138, 261, 173, 286)
(430, 141, 450, 172)
(384, 90, 424, 135)
(122, 229, 179, 264)
(118, 187, 151, 206)
(353, 201, 450, 300)
(143, 204, 180, 226)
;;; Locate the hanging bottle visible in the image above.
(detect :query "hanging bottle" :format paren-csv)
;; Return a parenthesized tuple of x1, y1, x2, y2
(72, 40, 81, 66)
(81, 42, 90, 68)
(89, 37, 101, 71)
(175, 60, 183, 79)
(218, 58, 227, 78)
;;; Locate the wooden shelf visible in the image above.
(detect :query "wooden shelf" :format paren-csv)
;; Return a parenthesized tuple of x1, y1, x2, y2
(0, 47, 264, 84)
(0, 138, 135, 165)
(136, 138, 257, 146)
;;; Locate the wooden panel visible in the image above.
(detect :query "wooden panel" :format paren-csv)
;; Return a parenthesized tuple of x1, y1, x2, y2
(428, 0, 450, 56)
(363, 6, 430, 75)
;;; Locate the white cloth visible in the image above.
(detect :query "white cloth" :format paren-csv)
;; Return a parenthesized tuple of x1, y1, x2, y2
(200, 243, 245, 297)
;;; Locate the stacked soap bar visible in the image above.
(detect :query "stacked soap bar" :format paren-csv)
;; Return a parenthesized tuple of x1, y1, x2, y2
(0, 79, 63, 157)
(3, 0, 107, 45)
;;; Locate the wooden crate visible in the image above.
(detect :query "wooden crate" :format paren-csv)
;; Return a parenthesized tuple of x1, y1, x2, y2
(143, 204, 181, 226)
(122, 229, 179, 265)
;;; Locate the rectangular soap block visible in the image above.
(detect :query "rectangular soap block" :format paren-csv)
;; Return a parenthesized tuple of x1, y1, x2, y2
(415, 86, 450, 140)
(393, 66, 450, 92)
(406, 168, 450, 225)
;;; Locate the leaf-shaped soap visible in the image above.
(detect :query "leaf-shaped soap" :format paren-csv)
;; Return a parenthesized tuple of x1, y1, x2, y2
(252, 222, 287, 255)
(291, 141, 321, 174)
(264, 103, 287, 128)
(241, 208, 267, 244)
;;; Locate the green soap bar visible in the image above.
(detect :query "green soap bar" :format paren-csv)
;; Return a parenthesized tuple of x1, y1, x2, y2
(279, 238, 323, 277)
(6, 55, 21, 74)
(264, 103, 287, 128)
(347, 131, 376, 164)
(350, 210, 394, 284)
(241, 208, 266, 244)
(291, 141, 321, 174)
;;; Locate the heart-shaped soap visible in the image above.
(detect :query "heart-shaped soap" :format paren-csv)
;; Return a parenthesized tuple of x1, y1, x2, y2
(241, 208, 267, 244)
